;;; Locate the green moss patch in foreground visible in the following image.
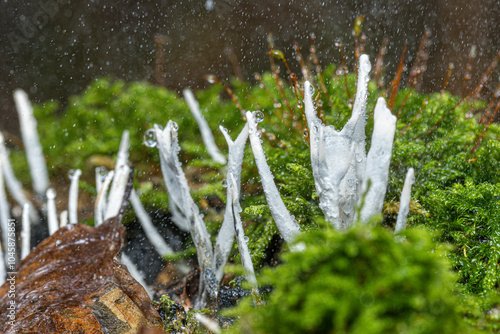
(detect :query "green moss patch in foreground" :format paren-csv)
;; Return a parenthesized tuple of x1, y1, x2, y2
(227, 223, 466, 334)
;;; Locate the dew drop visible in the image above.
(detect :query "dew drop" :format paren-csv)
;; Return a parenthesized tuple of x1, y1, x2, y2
(254, 111, 264, 123)
(308, 84, 315, 96)
(143, 129, 157, 148)
(171, 121, 179, 131)
(222, 179, 228, 188)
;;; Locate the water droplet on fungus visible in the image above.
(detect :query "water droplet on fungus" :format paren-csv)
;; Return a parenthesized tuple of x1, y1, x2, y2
(143, 129, 157, 147)
(171, 121, 179, 131)
(254, 111, 264, 123)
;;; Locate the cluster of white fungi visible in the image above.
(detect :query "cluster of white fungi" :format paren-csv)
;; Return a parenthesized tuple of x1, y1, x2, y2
(0, 54, 414, 310)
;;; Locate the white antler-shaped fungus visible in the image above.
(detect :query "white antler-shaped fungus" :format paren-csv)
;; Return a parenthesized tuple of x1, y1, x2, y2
(304, 54, 401, 229)
(213, 124, 248, 282)
(246, 111, 301, 242)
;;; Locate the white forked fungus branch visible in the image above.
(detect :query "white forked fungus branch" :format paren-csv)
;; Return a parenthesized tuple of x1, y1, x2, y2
(303, 54, 414, 231)
(303, 54, 372, 230)
(153, 120, 252, 308)
(112, 131, 174, 256)
(213, 124, 249, 282)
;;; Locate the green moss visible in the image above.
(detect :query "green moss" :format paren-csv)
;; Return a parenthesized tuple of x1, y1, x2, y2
(226, 223, 466, 334)
(420, 180, 500, 294)
(157, 295, 202, 333)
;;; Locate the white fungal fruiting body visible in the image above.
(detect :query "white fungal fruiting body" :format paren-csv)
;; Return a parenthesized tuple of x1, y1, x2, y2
(213, 124, 248, 282)
(246, 111, 301, 243)
(114, 130, 174, 255)
(104, 164, 131, 220)
(304, 54, 403, 229)
(0, 133, 38, 223)
(95, 170, 114, 226)
(13, 89, 49, 199)
(46, 188, 59, 235)
(395, 168, 416, 234)
(303, 54, 372, 230)
(121, 253, 151, 298)
(0, 158, 11, 263)
(68, 169, 82, 224)
(59, 210, 68, 228)
(154, 120, 254, 308)
(195, 313, 222, 334)
(21, 204, 31, 260)
(359, 97, 397, 223)
(155, 121, 214, 304)
(184, 88, 227, 164)
(0, 241, 5, 285)
(129, 189, 173, 255)
(229, 173, 258, 289)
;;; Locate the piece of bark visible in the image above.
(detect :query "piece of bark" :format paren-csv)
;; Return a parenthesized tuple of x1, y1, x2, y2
(0, 218, 163, 333)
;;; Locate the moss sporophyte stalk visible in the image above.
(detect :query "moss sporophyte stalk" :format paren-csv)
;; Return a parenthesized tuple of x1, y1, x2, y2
(0, 32, 499, 333)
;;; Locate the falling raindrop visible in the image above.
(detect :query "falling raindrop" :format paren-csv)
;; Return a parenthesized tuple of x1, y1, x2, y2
(143, 129, 157, 147)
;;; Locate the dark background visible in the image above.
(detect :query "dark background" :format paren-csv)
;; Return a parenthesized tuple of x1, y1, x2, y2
(1, 0, 499, 132)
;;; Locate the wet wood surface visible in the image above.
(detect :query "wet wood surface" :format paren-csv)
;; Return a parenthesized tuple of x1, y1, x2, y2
(0, 218, 163, 333)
